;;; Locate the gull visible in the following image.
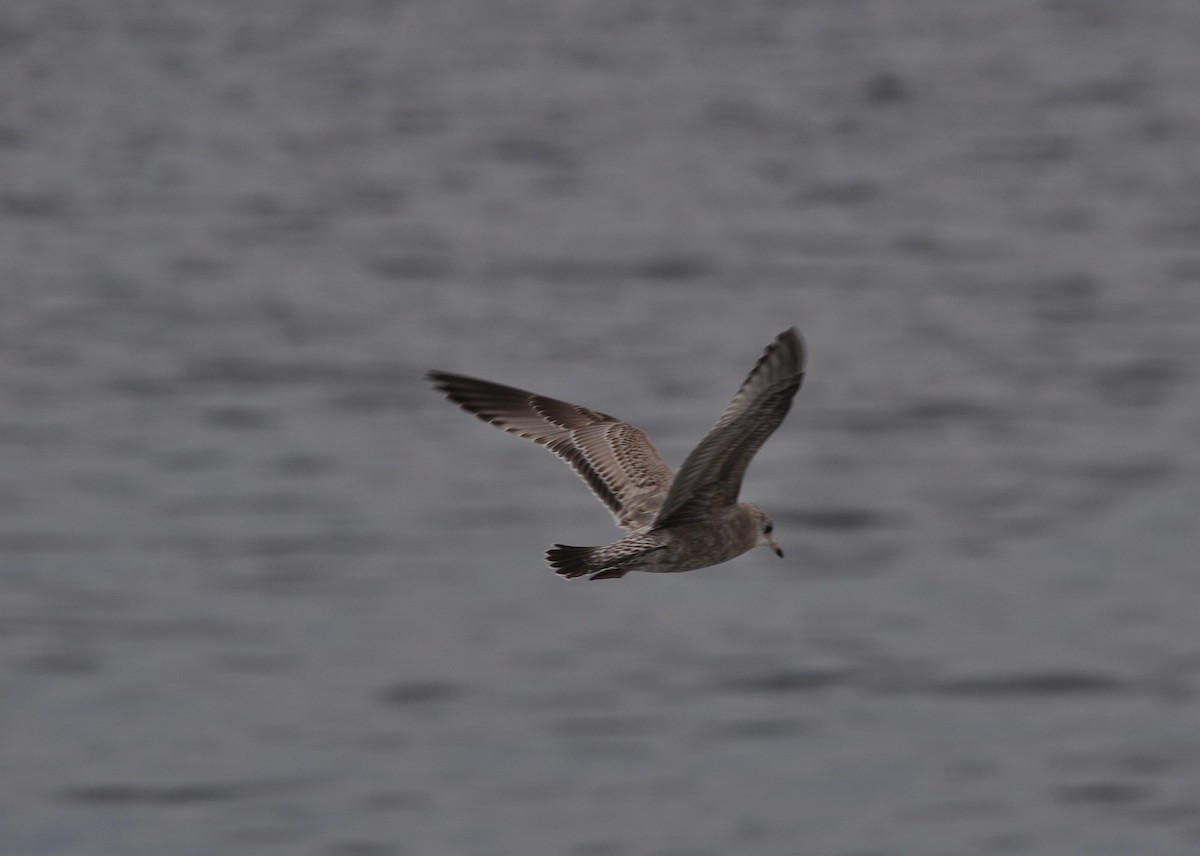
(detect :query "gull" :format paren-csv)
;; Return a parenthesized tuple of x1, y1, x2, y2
(426, 328, 805, 580)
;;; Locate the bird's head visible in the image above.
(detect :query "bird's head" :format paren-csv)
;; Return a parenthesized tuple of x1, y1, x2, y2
(745, 504, 783, 558)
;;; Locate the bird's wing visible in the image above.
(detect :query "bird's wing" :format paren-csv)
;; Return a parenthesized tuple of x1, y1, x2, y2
(427, 371, 674, 531)
(652, 328, 805, 528)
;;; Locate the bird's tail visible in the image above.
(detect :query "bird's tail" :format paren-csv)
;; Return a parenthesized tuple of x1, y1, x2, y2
(546, 539, 663, 581)
(546, 544, 609, 579)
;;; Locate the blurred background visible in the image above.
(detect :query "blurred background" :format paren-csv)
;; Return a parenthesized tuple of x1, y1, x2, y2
(3, 2, 1200, 854)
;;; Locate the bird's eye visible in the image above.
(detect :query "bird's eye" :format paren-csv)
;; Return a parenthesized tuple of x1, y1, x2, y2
(764, 523, 773, 535)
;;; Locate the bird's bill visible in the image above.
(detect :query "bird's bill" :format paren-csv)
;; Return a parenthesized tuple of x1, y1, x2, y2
(769, 538, 783, 558)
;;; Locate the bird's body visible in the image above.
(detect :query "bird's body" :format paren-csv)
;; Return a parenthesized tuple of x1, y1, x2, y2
(427, 328, 805, 580)
(547, 505, 775, 580)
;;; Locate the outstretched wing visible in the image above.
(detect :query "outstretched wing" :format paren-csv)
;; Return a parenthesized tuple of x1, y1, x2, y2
(652, 328, 805, 528)
(426, 371, 674, 531)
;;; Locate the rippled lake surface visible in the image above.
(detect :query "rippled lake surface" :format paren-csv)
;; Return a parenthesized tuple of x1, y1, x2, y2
(4, 2, 1200, 854)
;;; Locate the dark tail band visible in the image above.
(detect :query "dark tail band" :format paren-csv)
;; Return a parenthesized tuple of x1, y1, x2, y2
(546, 544, 608, 579)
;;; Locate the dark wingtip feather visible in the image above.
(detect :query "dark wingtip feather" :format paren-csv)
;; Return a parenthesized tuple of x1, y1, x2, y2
(766, 327, 806, 388)
(425, 370, 472, 397)
(425, 370, 463, 400)
(780, 326, 805, 376)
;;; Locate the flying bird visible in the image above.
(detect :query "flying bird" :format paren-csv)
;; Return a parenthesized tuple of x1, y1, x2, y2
(427, 328, 805, 580)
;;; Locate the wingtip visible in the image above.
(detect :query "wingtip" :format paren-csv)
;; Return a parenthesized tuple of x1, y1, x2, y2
(778, 326, 805, 363)
(425, 369, 483, 400)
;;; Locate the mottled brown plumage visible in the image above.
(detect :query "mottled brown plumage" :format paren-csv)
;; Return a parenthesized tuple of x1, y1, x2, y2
(428, 328, 805, 580)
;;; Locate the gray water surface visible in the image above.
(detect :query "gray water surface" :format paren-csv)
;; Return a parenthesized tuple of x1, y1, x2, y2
(3, 2, 1200, 855)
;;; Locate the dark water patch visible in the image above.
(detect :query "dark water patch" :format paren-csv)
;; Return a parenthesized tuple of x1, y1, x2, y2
(891, 232, 1007, 262)
(489, 135, 576, 170)
(716, 667, 854, 695)
(906, 398, 1007, 428)
(333, 182, 406, 216)
(220, 195, 332, 245)
(1169, 257, 1200, 281)
(390, 102, 448, 136)
(487, 257, 620, 281)
(798, 179, 879, 206)
(376, 680, 465, 706)
(1132, 802, 1200, 827)
(358, 731, 409, 753)
(735, 229, 870, 261)
(229, 821, 310, 847)
(968, 133, 1075, 165)
(120, 9, 203, 44)
(117, 616, 256, 642)
(165, 491, 329, 516)
(1073, 458, 1175, 495)
(4, 615, 254, 646)
(864, 70, 909, 104)
(1031, 273, 1101, 324)
(168, 254, 233, 281)
(154, 532, 388, 564)
(212, 651, 299, 675)
(0, 532, 108, 554)
(221, 562, 340, 596)
(822, 399, 1007, 435)
(1, 191, 71, 219)
(1043, 77, 1149, 108)
(323, 842, 403, 856)
(359, 790, 435, 812)
(271, 453, 335, 477)
(110, 376, 178, 400)
(919, 671, 1130, 698)
(1029, 205, 1096, 234)
(204, 405, 276, 430)
(708, 718, 809, 741)
(59, 778, 305, 806)
(19, 647, 103, 675)
(636, 254, 712, 280)
(1055, 782, 1152, 806)
(0, 485, 29, 514)
(559, 739, 649, 761)
(1115, 753, 1185, 777)
(1146, 203, 1200, 246)
(774, 507, 894, 531)
(1091, 358, 1184, 408)
(978, 831, 1033, 852)
(784, 230, 869, 259)
(486, 254, 711, 283)
(1044, 0, 1127, 29)
(152, 533, 235, 560)
(701, 97, 779, 135)
(0, 124, 26, 148)
(179, 357, 411, 390)
(60, 783, 240, 805)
